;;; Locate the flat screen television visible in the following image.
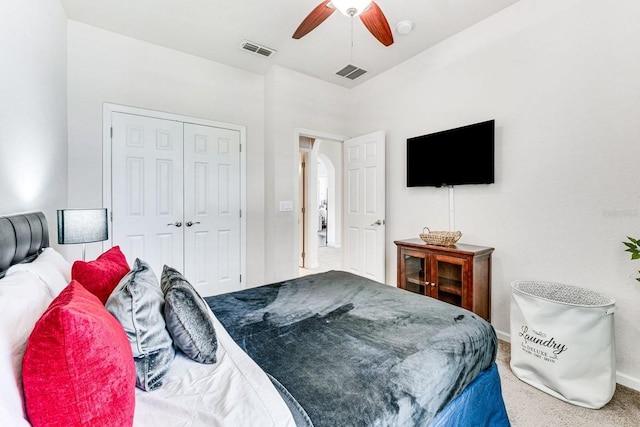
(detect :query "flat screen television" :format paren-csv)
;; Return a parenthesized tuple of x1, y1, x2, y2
(407, 120, 495, 187)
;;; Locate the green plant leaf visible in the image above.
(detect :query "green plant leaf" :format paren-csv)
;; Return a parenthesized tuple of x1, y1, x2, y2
(626, 238, 639, 246)
(623, 237, 640, 281)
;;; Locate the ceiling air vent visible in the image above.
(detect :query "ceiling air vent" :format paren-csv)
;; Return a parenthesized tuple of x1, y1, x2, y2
(240, 40, 276, 58)
(336, 64, 368, 80)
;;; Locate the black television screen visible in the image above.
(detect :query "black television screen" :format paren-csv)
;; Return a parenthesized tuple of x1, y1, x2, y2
(407, 120, 495, 187)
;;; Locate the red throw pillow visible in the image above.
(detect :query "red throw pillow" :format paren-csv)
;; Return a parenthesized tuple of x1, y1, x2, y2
(22, 280, 136, 427)
(71, 246, 130, 304)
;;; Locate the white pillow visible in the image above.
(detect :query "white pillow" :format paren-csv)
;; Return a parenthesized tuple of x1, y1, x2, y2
(0, 270, 56, 425)
(7, 247, 71, 297)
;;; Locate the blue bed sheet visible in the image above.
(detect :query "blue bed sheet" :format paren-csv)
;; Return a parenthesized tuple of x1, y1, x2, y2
(432, 363, 510, 426)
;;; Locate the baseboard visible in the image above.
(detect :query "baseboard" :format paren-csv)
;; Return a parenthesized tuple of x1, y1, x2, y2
(495, 328, 510, 343)
(616, 372, 640, 391)
(493, 328, 640, 392)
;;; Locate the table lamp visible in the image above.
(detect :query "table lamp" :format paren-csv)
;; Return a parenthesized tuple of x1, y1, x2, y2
(57, 208, 108, 260)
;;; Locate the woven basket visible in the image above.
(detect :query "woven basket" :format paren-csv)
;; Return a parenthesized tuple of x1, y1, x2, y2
(419, 227, 462, 246)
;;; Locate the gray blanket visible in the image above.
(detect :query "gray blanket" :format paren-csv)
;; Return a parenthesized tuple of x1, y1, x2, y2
(206, 270, 497, 426)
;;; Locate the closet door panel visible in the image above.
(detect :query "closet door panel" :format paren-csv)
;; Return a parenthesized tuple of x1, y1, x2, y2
(184, 123, 241, 296)
(111, 112, 184, 276)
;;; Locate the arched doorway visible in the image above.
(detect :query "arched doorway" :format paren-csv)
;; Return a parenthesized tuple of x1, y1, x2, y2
(298, 138, 342, 275)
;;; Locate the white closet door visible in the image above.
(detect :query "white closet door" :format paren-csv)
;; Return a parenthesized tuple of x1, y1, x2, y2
(111, 112, 185, 276)
(183, 123, 241, 296)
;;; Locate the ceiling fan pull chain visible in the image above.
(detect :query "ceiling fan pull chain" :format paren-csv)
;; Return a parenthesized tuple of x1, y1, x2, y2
(350, 16, 354, 63)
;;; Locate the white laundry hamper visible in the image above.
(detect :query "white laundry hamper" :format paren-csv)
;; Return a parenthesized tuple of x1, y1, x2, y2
(510, 281, 616, 409)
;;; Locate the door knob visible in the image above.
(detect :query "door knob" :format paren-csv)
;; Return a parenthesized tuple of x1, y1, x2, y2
(167, 221, 182, 227)
(370, 219, 384, 226)
(185, 221, 201, 227)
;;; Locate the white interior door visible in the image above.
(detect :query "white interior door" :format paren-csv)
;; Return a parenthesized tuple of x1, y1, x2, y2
(343, 130, 386, 282)
(183, 123, 241, 295)
(111, 112, 184, 276)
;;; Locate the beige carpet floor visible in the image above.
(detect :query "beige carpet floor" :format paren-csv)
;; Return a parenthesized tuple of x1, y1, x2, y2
(497, 340, 640, 426)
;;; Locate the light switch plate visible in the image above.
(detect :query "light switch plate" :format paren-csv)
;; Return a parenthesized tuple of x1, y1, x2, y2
(279, 201, 293, 212)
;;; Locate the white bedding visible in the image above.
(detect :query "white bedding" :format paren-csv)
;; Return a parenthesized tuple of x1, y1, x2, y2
(134, 303, 296, 427)
(0, 248, 296, 427)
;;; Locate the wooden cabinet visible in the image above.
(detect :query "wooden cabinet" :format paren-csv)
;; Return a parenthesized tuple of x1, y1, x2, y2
(394, 238, 494, 321)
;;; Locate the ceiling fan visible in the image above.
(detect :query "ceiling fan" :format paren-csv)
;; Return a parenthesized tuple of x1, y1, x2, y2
(292, 0, 394, 47)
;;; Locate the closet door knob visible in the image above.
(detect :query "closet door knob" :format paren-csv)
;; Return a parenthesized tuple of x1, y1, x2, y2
(185, 221, 201, 227)
(167, 221, 182, 227)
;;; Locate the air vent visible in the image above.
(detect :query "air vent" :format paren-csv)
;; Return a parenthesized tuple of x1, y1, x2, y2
(336, 64, 368, 80)
(240, 40, 276, 58)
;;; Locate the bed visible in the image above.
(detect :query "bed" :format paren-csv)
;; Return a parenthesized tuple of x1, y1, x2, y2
(0, 211, 510, 426)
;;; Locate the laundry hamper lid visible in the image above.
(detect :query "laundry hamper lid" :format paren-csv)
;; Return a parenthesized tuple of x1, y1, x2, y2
(511, 281, 615, 308)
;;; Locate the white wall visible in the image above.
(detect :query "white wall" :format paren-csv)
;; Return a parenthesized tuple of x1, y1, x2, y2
(65, 22, 352, 289)
(66, 21, 267, 284)
(263, 66, 351, 282)
(0, 0, 68, 232)
(351, 0, 640, 388)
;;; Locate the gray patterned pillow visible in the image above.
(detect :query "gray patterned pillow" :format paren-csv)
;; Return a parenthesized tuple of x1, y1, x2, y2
(106, 258, 175, 391)
(161, 265, 217, 364)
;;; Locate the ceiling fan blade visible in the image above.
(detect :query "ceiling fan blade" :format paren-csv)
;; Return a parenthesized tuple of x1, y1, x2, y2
(292, 1, 336, 39)
(359, 2, 394, 46)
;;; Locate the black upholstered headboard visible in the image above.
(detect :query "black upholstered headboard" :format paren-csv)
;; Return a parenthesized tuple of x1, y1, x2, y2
(0, 212, 49, 278)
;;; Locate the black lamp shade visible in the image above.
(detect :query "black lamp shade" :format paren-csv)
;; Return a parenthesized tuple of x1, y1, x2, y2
(57, 209, 108, 245)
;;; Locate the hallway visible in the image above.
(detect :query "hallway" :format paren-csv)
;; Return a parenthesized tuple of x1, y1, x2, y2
(298, 246, 342, 277)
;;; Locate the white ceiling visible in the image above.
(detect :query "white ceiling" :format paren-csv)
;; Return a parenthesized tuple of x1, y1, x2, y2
(60, 0, 520, 89)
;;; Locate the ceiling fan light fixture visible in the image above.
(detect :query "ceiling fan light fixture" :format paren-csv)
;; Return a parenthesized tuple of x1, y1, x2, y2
(331, 0, 372, 17)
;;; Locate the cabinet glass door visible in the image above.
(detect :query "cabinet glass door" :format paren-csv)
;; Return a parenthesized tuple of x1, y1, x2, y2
(434, 256, 464, 306)
(403, 252, 428, 295)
